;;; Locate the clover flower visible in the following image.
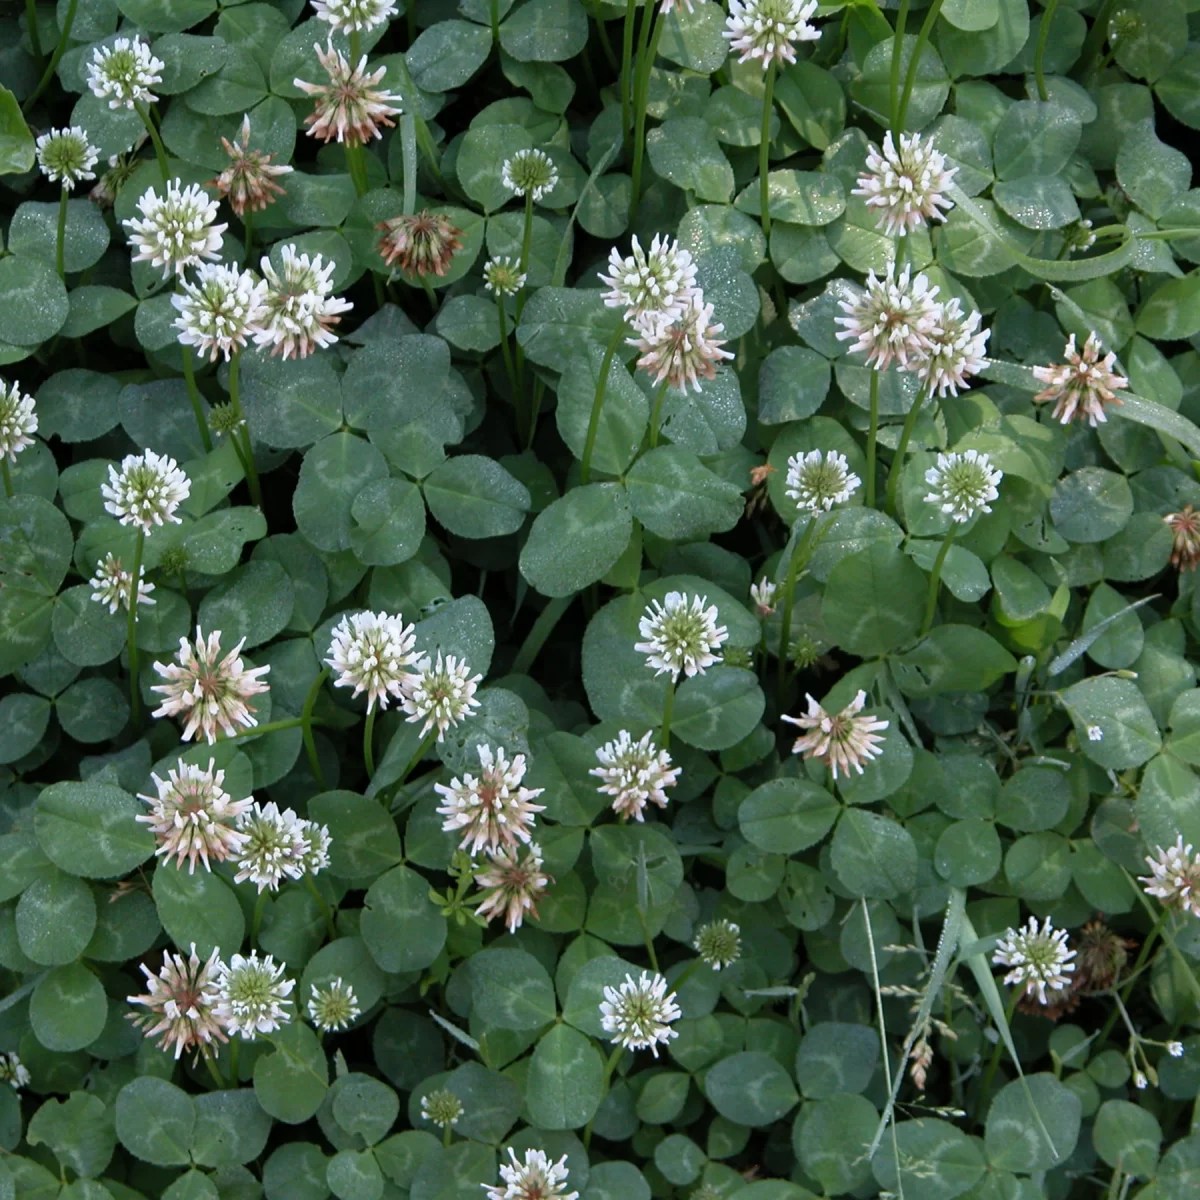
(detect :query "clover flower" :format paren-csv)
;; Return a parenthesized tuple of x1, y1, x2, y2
(90, 149, 140, 208)
(484, 255, 526, 296)
(213, 951, 294, 1039)
(1169, 1041, 1186, 1057)
(910, 297, 989, 398)
(473, 842, 551, 933)
(254, 244, 353, 360)
(127, 944, 227, 1060)
(421, 1088, 464, 1128)
(630, 292, 734, 393)
(598, 234, 698, 330)
(151, 626, 271, 744)
(722, 0, 821, 68)
(1065, 218, 1096, 253)
(35, 126, 99, 189)
(1032, 332, 1128, 427)
(750, 578, 777, 616)
(1166, 506, 1200, 572)
(86, 38, 164, 109)
(298, 818, 332, 875)
(992, 916, 1076, 1006)
(834, 263, 941, 370)
(694, 919, 742, 970)
(401, 651, 483, 741)
(233, 801, 313, 891)
(852, 131, 957, 237)
(501, 148, 559, 202)
(589, 730, 681, 822)
(101, 449, 191, 535)
(377, 210, 464, 276)
(435, 744, 546, 857)
(924, 449, 1002, 523)
(784, 448, 860, 514)
(312, 0, 398, 32)
(485, 1149, 579, 1200)
(295, 40, 402, 145)
(600, 971, 681, 1057)
(1140, 836, 1200, 919)
(325, 610, 421, 714)
(172, 262, 268, 363)
(136, 759, 251, 873)
(635, 591, 728, 681)
(0, 379, 37, 463)
(307, 978, 361, 1031)
(123, 180, 226, 279)
(1087, 725, 1104, 742)
(0, 1052, 30, 1091)
(782, 689, 889, 779)
(213, 114, 293, 216)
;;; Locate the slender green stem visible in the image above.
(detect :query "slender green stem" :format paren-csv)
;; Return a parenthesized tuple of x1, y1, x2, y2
(305, 872, 338, 940)
(201, 1048, 226, 1091)
(629, 5, 665, 222)
(759, 61, 776, 240)
(180, 342, 214, 452)
(2, 458, 13, 499)
(776, 517, 818, 708)
(496, 298, 522, 436)
(512, 596, 573, 674)
(489, 0, 499, 40)
(242, 209, 254, 269)
(866, 369, 879, 509)
(302, 667, 330, 790)
(526, 378, 546, 451)
(977, 991, 1019, 1118)
(1076, 0, 1120, 81)
(517, 192, 535, 279)
(349, 29, 361, 62)
(621, 0, 638, 145)
(127, 529, 145, 727)
(55, 185, 68, 281)
(647, 377, 671, 447)
(1096, 909, 1168, 1050)
(889, 0, 910, 134)
(225, 716, 313, 741)
(637, 906, 660, 970)
(345, 142, 369, 197)
(862, 898, 904, 1190)
(1034, 0, 1060, 101)
(660, 679, 675, 751)
(22, 0, 76, 113)
(896, 0, 944, 134)
(135, 101, 170, 185)
(883, 385, 928, 517)
(26, 0, 44, 66)
(250, 889, 269, 948)
(228, 1038, 239, 1086)
(228, 353, 261, 508)
(921, 523, 957, 635)
(364, 707, 377, 779)
(580, 324, 627, 484)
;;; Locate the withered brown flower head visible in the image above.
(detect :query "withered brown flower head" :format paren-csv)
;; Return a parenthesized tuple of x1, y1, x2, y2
(1165, 506, 1200, 572)
(1073, 919, 1135, 995)
(377, 210, 463, 277)
(213, 115, 293, 217)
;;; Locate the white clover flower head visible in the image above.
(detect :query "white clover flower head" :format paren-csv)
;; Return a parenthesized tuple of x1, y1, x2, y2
(589, 730, 681, 822)
(473, 842, 551, 933)
(722, 0, 820, 67)
(172, 263, 269, 363)
(484, 1148, 579, 1200)
(911, 297, 990, 398)
(87, 37, 164, 109)
(1140, 835, 1200, 919)
(852, 131, 957, 237)
(254, 244, 353, 360)
(35, 126, 100, 189)
(0, 378, 37, 463)
(598, 234, 698, 328)
(501, 148, 559, 202)
(421, 1087, 464, 1128)
(151, 626, 271, 744)
(784, 448, 860, 515)
(782, 689, 889, 779)
(89, 552, 157, 617)
(298, 817, 332, 875)
(1169, 1041, 1186, 1057)
(401, 651, 483, 741)
(127, 944, 228, 1060)
(214, 114, 293, 217)
(311, 0, 398, 32)
(992, 916, 1076, 1006)
(295, 40, 402, 145)
(634, 591, 728, 681)
(923, 449, 1002, 523)
(436, 745, 545, 856)
(0, 1052, 31, 1091)
(325, 610, 420, 714)
(694, 919, 742, 970)
(834, 263, 941, 369)
(137, 758, 252, 874)
(1086, 725, 1104, 742)
(1032, 332, 1128, 427)
(213, 951, 294, 1039)
(750, 578, 777, 617)
(233, 800, 312, 892)
(307, 978, 361, 1031)
(123, 180, 227, 279)
(101, 449, 191, 535)
(630, 292, 734, 394)
(483, 255, 527, 297)
(600, 971, 682, 1057)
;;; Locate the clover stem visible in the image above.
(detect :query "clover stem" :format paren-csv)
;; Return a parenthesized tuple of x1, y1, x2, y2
(345, 142, 369, 197)
(24, 0, 43, 68)
(228, 1038, 239, 1086)
(628, 3, 665, 222)
(496, 297, 522, 440)
(977, 990, 1020, 1118)
(180, 341, 214, 452)
(22, 0, 76, 112)
(225, 716, 312, 740)
(1095, 908, 1169, 1050)
(201, 1047, 226, 1091)
(228, 353, 261, 509)
(394, 728, 439, 794)
(759, 60, 776, 240)
(621, 0, 638, 146)
(135, 101, 171, 185)
(660, 677, 675, 752)
(242, 208, 254, 268)
(489, 0, 500, 41)
(647, 376, 671, 448)
(775, 515, 818, 709)
(1034, 0, 1059, 102)
(517, 192, 535, 280)
(883, 385, 927, 517)
(896, 0, 944, 134)
(889, 0, 910, 134)
(364, 707, 377, 779)
(1, 459, 13, 499)
(580, 323, 626, 484)
(305, 872, 338, 940)
(55, 185, 68, 281)
(866, 369, 880, 508)
(1076, 0, 1120, 81)
(127, 527, 145, 726)
(920, 522, 957, 635)
(302, 667, 331, 790)
(250, 888, 269, 948)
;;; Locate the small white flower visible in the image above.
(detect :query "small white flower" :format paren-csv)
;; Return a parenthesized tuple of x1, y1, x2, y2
(1066, 218, 1096, 253)
(1087, 725, 1104, 743)
(127, 944, 228, 1061)
(992, 916, 1076, 1006)
(1134, 1070, 1148, 1089)
(325, 610, 421, 714)
(0, 1052, 31, 1091)
(750, 578, 777, 617)
(253, 244, 353, 360)
(473, 842, 551, 933)
(295, 40, 402, 145)
(307, 978, 361, 1031)
(421, 1088, 464, 1129)
(723, 0, 821, 68)
(87, 37, 164, 110)
(172, 263, 269, 363)
(1033, 332, 1128, 427)
(89, 552, 157, 616)
(923, 449, 1002, 523)
(629, 292, 734, 394)
(151, 625, 271, 745)
(213, 951, 294, 1039)
(233, 801, 312, 892)
(0, 378, 37, 463)
(35, 126, 100, 189)
(501, 148, 559, 202)
(834, 263, 941, 370)
(910, 297, 989, 398)
(311, 0, 398, 32)
(598, 234, 698, 329)
(1169, 1041, 1186, 1057)
(590, 730, 681, 822)
(784, 448, 860, 514)
(484, 1148, 579, 1200)
(435, 745, 545, 857)
(483, 255, 527, 297)
(123, 180, 226, 279)
(634, 591, 728, 681)
(694, 919, 742, 970)
(400, 651, 483, 741)
(600, 971, 681, 1057)
(852, 131, 957, 237)
(1140, 836, 1200, 919)
(101, 449, 191, 535)
(782, 690, 889, 779)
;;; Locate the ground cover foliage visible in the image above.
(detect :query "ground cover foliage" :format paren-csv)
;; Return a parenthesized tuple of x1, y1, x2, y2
(9, 0, 1200, 1196)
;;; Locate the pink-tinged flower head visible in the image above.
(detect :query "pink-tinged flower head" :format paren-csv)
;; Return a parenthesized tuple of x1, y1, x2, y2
(630, 292, 734, 393)
(1166, 506, 1200, 573)
(213, 114, 293, 216)
(782, 689, 888, 779)
(253, 244, 353, 360)
(910, 297, 989, 398)
(295, 40, 402, 146)
(435, 744, 545, 856)
(1032, 332, 1128, 426)
(377, 210, 464, 276)
(137, 758, 252, 873)
(473, 842, 551, 933)
(589, 730, 681, 822)
(834, 263, 941, 369)
(484, 1148, 579, 1200)
(852, 131, 957, 237)
(127, 944, 228, 1060)
(723, 0, 820, 68)
(1140, 835, 1200, 918)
